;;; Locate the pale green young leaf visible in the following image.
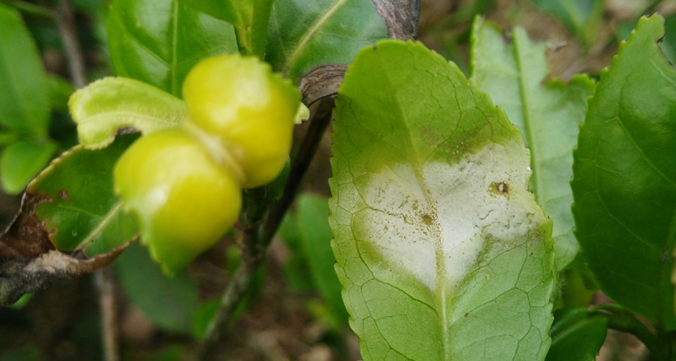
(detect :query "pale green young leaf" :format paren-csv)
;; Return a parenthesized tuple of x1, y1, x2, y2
(330, 40, 557, 360)
(470, 18, 595, 270)
(0, 4, 49, 136)
(69, 77, 187, 149)
(0, 140, 57, 194)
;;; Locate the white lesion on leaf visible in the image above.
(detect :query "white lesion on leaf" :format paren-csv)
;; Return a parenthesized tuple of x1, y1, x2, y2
(354, 141, 544, 293)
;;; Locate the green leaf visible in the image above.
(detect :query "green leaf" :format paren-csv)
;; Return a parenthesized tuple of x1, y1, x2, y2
(179, 0, 273, 58)
(0, 4, 50, 136)
(69, 77, 187, 149)
(279, 212, 316, 292)
(0, 140, 57, 194)
(46, 74, 75, 113)
(192, 297, 220, 339)
(115, 241, 198, 334)
(265, 0, 389, 84)
(330, 40, 557, 360)
(531, 0, 603, 47)
(470, 18, 595, 270)
(659, 15, 676, 65)
(545, 307, 607, 361)
(29, 134, 139, 257)
(571, 14, 676, 329)
(107, 0, 239, 97)
(297, 194, 348, 324)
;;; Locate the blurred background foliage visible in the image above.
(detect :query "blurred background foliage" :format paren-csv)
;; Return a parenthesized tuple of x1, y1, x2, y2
(0, 0, 671, 360)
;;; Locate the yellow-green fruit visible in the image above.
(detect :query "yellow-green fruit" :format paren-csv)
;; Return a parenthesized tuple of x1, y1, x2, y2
(114, 128, 242, 275)
(182, 54, 300, 188)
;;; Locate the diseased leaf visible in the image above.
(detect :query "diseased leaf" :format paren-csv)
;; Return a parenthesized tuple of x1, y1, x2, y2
(297, 194, 348, 325)
(545, 307, 607, 361)
(69, 77, 186, 149)
(471, 18, 595, 270)
(30, 134, 139, 257)
(330, 41, 557, 360)
(0, 184, 127, 306)
(115, 241, 198, 334)
(0, 4, 49, 136)
(107, 0, 238, 97)
(571, 15, 676, 329)
(179, 0, 273, 58)
(0, 140, 57, 195)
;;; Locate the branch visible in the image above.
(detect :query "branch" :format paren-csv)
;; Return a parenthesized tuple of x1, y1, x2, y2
(94, 268, 119, 361)
(193, 97, 335, 360)
(56, 2, 118, 360)
(56, 0, 86, 89)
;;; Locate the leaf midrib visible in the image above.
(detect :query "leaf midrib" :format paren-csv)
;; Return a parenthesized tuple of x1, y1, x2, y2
(513, 30, 544, 206)
(74, 200, 124, 252)
(280, 0, 348, 76)
(372, 48, 452, 361)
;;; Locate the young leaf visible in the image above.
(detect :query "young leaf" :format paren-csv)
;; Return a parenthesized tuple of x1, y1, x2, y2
(30, 134, 139, 257)
(330, 41, 557, 360)
(571, 15, 676, 329)
(69, 77, 187, 149)
(0, 4, 50, 136)
(470, 18, 595, 270)
(107, 0, 238, 97)
(115, 241, 198, 334)
(297, 194, 348, 325)
(545, 307, 607, 361)
(0, 140, 57, 195)
(179, 0, 273, 58)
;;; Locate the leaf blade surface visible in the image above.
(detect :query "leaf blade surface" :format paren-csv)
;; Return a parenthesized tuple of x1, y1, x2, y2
(471, 19, 595, 269)
(107, 0, 238, 97)
(330, 40, 557, 360)
(0, 4, 49, 136)
(571, 14, 676, 329)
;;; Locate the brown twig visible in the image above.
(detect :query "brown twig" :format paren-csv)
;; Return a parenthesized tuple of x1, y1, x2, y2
(94, 268, 119, 361)
(193, 98, 335, 360)
(55, 2, 118, 360)
(56, 0, 86, 89)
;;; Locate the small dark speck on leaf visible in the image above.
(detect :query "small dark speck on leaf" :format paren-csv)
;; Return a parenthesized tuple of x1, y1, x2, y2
(421, 214, 433, 225)
(497, 182, 508, 194)
(464, 313, 468, 317)
(660, 246, 670, 262)
(58, 190, 70, 200)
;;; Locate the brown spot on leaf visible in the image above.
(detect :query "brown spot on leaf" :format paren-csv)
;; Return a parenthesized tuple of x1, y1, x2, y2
(421, 214, 433, 226)
(58, 190, 70, 200)
(489, 182, 509, 196)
